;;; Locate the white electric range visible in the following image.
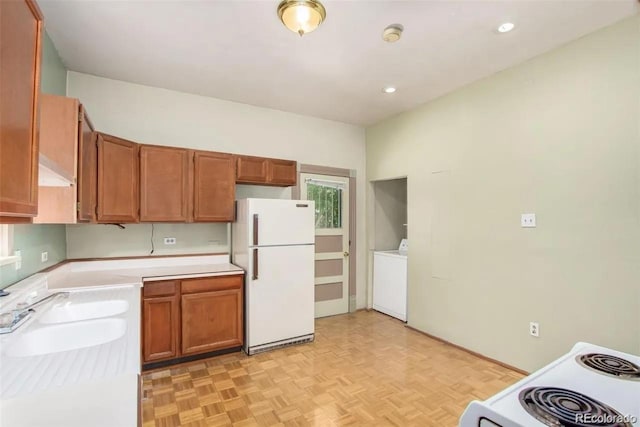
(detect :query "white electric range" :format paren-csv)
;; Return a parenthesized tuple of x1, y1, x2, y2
(459, 342, 640, 427)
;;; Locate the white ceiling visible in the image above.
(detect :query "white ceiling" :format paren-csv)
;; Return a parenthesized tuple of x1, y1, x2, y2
(40, 1, 639, 125)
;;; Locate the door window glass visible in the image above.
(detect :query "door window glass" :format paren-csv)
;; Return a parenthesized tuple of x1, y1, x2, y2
(306, 183, 342, 229)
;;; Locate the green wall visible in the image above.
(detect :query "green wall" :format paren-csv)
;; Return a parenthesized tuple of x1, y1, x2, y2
(365, 16, 640, 372)
(0, 31, 68, 289)
(0, 225, 67, 287)
(41, 32, 67, 95)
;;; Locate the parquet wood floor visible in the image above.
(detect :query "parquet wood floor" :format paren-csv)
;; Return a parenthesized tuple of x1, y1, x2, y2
(142, 310, 524, 427)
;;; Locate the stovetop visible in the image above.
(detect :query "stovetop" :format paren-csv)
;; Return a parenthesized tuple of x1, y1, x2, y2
(519, 386, 632, 426)
(577, 353, 640, 381)
(460, 342, 640, 427)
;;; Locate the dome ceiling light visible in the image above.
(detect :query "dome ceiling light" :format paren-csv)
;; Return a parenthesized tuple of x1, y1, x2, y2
(278, 0, 327, 37)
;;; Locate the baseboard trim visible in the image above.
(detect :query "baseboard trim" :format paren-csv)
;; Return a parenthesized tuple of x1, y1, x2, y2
(405, 325, 529, 376)
(142, 346, 242, 372)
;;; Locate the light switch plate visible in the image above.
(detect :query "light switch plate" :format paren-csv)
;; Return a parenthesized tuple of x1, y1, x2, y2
(521, 213, 536, 228)
(41, 251, 48, 262)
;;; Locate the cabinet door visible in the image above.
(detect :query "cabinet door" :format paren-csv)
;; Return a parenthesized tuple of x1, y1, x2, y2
(181, 289, 243, 355)
(140, 145, 189, 222)
(96, 133, 139, 223)
(0, 0, 43, 220)
(268, 159, 297, 186)
(34, 96, 86, 224)
(77, 106, 96, 222)
(143, 294, 180, 363)
(193, 151, 235, 222)
(236, 156, 268, 184)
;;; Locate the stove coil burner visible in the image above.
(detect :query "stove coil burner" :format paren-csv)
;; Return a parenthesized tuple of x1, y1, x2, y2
(519, 387, 632, 427)
(577, 353, 640, 381)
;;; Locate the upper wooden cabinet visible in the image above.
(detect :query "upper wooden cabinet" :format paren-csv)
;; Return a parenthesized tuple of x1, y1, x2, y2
(34, 95, 95, 224)
(236, 155, 268, 184)
(193, 151, 235, 222)
(77, 109, 97, 222)
(96, 133, 139, 223)
(236, 155, 297, 187)
(140, 145, 189, 222)
(268, 159, 297, 186)
(0, 0, 43, 223)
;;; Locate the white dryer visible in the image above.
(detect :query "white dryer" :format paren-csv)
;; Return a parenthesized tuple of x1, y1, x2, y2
(372, 239, 407, 321)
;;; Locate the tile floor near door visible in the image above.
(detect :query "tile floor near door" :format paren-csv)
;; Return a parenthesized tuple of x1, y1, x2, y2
(142, 311, 523, 427)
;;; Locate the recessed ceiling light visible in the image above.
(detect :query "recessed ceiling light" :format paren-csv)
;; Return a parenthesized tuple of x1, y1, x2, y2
(382, 24, 404, 43)
(497, 22, 515, 33)
(383, 86, 396, 94)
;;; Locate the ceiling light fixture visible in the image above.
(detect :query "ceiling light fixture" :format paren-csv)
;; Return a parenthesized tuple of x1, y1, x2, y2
(497, 22, 515, 33)
(278, 0, 326, 37)
(383, 86, 396, 94)
(382, 24, 404, 43)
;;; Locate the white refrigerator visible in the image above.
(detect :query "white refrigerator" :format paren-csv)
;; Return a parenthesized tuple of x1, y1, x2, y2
(232, 198, 315, 355)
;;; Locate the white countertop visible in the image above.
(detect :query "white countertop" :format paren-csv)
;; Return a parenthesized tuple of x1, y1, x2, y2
(0, 254, 244, 427)
(47, 255, 244, 290)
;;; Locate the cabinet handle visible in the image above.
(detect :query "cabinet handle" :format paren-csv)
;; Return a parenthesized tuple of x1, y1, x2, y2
(252, 249, 259, 280)
(253, 214, 259, 246)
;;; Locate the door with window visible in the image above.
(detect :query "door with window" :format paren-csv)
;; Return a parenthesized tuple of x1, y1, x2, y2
(301, 173, 349, 318)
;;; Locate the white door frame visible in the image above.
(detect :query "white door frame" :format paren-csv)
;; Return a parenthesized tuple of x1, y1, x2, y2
(301, 173, 349, 318)
(293, 164, 357, 313)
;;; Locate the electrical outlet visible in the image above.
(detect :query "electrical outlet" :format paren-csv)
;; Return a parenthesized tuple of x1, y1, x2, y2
(14, 250, 21, 270)
(529, 321, 540, 337)
(41, 251, 48, 263)
(521, 213, 536, 228)
(163, 237, 177, 245)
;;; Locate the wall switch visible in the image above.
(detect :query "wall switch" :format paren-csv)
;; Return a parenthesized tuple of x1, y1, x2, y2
(41, 251, 48, 263)
(521, 213, 536, 228)
(163, 237, 177, 245)
(14, 250, 21, 270)
(529, 321, 540, 337)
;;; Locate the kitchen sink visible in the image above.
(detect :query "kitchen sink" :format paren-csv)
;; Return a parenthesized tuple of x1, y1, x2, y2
(4, 318, 126, 358)
(38, 300, 129, 324)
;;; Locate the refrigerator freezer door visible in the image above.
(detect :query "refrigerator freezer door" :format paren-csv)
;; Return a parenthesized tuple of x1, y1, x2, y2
(248, 199, 315, 246)
(247, 245, 314, 349)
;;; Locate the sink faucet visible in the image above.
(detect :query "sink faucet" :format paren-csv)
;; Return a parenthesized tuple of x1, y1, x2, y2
(0, 291, 70, 334)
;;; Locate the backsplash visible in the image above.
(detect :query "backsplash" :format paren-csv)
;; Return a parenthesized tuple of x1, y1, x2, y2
(65, 223, 229, 259)
(0, 225, 67, 289)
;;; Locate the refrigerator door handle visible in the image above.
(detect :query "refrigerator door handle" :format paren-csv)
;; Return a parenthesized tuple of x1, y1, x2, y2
(253, 214, 259, 246)
(252, 248, 259, 280)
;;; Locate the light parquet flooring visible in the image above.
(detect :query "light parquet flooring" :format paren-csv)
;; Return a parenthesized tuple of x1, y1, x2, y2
(142, 310, 524, 427)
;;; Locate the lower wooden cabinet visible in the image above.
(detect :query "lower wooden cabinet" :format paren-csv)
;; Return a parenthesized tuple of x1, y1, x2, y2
(181, 275, 243, 355)
(142, 274, 244, 366)
(142, 280, 180, 363)
(143, 295, 180, 362)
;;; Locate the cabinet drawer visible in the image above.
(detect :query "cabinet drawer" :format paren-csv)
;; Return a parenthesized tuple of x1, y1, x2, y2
(143, 280, 178, 297)
(181, 275, 243, 294)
